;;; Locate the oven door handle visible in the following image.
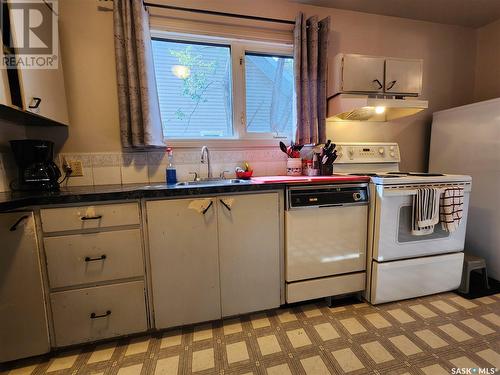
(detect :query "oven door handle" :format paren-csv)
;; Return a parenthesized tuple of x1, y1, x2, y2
(382, 184, 471, 197)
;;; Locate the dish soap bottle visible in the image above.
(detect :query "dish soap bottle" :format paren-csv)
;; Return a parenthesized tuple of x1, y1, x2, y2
(166, 147, 177, 184)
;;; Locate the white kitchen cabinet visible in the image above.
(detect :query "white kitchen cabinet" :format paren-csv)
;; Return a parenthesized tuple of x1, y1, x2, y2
(0, 212, 49, 362)
(147, 198, 221, 329)
(336, 54, 385, 93)
(385, 58, 423, 95)
(218, 193, 280, 316)
(44, 229, 144, 289)
(330, 54, 423, 97)
(147, 192, 282, 327)
(51, 281, 148, 347)
(6, 2, 69, 124)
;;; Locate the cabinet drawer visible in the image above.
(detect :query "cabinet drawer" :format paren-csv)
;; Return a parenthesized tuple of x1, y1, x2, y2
(51, 281, 147, 347)
(40, 203, 140, 233)
(44, 229, 144, 288)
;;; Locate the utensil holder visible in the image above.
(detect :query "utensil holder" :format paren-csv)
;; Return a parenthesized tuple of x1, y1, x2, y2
(320, 164, 333, 176)
(287, 158, 302, 176)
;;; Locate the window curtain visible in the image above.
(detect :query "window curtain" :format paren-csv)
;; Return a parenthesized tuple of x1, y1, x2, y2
(294, 13, 330, 145)
(113, 0, 164, 148)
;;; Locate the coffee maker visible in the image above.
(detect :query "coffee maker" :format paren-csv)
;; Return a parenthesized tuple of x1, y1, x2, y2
(10, 140, 61, 191)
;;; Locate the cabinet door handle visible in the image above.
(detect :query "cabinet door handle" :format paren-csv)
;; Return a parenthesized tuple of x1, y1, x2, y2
(9, 215, 29, 231)
(219, 199, 231, 211)
(80, 215, 103, 221)
(28, 97, 42, 109)
(85, 254, 107, 262)
(372, 79, 383, 89)
(202, 201, 213, 215)
(90, 310, 111, 319)
(386, 80, 397, 90)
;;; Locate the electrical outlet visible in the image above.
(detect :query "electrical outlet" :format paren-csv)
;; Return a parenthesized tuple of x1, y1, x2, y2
(68, 160, 83, 177)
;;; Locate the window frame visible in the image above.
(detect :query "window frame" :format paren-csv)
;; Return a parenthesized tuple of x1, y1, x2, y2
(150, 30, 295, 148)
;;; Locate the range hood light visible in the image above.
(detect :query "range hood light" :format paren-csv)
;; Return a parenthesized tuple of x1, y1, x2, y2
(327, 94, 428, 122)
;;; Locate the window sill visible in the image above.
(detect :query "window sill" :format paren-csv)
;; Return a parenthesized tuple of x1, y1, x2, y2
(163, 138, 289, 150)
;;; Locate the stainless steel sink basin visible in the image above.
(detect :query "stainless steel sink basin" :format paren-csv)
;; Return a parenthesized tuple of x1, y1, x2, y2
(175, 179, 251, 187)
(140, 179, 252, 190)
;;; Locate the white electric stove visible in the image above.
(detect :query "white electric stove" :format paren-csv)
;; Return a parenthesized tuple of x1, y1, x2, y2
(332, 143, 472, 304)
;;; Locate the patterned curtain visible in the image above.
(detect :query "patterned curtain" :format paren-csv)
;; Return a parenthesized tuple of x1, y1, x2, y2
(294, 13, 330, 145)
(113, 0, 164, 148)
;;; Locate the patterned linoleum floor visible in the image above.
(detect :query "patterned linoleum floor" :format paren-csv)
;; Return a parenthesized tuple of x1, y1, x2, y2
(2, 292, 500, 375)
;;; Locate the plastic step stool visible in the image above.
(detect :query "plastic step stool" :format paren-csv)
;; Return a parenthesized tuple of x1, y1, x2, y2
(458, 254, 490, 294)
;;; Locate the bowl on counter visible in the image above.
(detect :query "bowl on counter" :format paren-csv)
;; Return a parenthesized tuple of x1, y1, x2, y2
(235, 170, 253, 179)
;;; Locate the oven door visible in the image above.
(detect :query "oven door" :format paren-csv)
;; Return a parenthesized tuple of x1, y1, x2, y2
(372, 183, 471, 262)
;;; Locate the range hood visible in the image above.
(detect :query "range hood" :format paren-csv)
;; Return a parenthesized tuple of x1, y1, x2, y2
(327, 94, 428, 122)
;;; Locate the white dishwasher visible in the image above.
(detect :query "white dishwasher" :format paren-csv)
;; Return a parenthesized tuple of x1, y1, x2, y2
(285, 184, 369, 303)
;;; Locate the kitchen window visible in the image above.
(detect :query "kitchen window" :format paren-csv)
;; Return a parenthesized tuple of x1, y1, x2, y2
(151, 33, 295, 144)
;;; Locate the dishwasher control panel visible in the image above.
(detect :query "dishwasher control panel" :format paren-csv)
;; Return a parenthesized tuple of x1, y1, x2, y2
(287, 184, 368, 209)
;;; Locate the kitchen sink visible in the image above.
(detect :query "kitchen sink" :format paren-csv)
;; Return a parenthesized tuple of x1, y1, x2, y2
(141, 179, 252, 190)
(175, 179, 251, 187)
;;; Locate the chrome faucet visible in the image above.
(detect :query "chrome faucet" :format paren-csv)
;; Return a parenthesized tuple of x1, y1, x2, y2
(200, 146, 212, 179)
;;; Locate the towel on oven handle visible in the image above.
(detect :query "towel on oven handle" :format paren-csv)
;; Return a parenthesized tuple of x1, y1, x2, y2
(440, 187, 464, 233)
(411, 187, 441, 236)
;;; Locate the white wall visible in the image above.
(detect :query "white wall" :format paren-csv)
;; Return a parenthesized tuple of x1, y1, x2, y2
(474, 18, 500, 102)
(0, 0, 479, 174)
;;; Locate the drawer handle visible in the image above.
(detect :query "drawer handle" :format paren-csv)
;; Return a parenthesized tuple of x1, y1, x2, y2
(219, 199, 231, 211)
(372, 79, 383, 89)
(28, 97, 42, 109)
(81, 215, 103, 221)
(9, 215, 29, 231)
(90, 310, 111, 319)
(85, 254, 107, 262)
(386, 80, 397, 90)
(202, 201, 213, 215)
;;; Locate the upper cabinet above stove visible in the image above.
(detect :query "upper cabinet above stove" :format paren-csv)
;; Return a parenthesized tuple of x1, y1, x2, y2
(330, 54, 423, 97)
(0, 1, 69, 127)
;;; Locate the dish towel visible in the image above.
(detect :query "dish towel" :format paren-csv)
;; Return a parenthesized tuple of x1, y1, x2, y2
(440, 187, 464, 232)
(412, 187, 441, 235)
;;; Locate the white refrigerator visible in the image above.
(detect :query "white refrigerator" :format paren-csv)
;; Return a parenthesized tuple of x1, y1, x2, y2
(429, 97, 500, 281)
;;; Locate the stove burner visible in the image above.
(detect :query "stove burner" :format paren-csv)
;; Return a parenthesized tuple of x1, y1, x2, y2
(387, 172, 445, 177)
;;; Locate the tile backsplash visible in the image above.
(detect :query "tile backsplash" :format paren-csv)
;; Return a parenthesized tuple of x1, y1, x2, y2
(0, 148, 288, 191)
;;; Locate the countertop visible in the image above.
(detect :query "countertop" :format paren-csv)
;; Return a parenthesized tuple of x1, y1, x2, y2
(0, 176, 370, 212)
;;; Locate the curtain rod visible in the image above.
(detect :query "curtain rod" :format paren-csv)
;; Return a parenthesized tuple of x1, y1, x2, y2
(98, 1, 296, 25)
(143, 3, 295, 25)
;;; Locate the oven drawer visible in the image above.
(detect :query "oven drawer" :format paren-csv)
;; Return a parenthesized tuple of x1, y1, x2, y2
(50, 281, 147, 347)
(287, 272, 365, 303)
(40, 203, 140, 233)
(286, 205, 367, 282)
(44, 229, 144, 289)
(370, 252, 464, 304)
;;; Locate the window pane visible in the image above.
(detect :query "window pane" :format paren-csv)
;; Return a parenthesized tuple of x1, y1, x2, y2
(245, 53, 295, 137)
(152, 39, 233, 138)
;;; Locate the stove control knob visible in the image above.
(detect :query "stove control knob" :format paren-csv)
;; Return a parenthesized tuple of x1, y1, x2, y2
(378, 147, 385, 155)
(353, 192, 362, 201)
(389, 146, 395, 151)
(390, 152, 395, 158)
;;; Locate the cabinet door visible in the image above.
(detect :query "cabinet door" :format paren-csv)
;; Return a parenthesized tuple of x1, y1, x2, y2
(8, 7, 69, 124)
(385, 58, 423, 95)
(0, 212, 49, 362)
(342, 55, 385, 93)
(147, 198, 221, 328)
(218, 193, 281, 317)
